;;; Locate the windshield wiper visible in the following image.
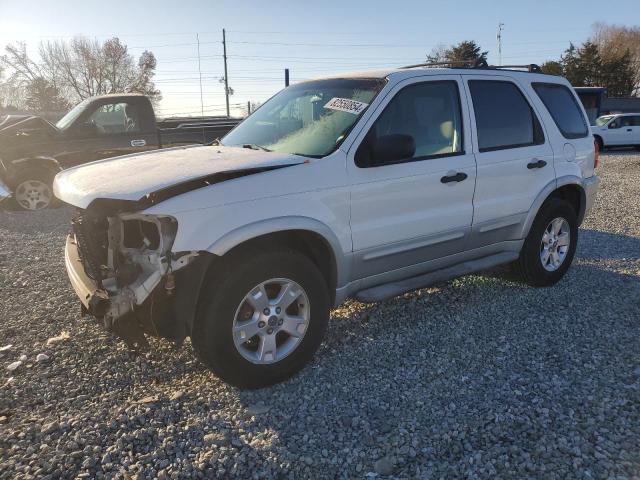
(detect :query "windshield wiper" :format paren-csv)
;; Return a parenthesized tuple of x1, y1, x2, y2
(242, 143, 271, 152)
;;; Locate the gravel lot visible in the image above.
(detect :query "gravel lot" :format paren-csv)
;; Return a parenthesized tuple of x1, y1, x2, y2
(1, 152, 639, 479)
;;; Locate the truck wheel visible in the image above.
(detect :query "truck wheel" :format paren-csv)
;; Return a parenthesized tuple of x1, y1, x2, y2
(192, 250, 330, 388)
(13, 169, 55, 211)
(516, 198, 578, 287)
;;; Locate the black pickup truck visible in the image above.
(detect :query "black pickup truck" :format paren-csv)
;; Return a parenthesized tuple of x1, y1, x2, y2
(0, 93, 241, 210)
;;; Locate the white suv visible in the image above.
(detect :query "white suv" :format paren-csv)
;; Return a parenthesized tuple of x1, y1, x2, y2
(591, 113, 640, 151)
(55, 64, 599, 388)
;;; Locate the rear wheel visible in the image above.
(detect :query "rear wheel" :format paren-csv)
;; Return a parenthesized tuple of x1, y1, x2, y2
(12, 168, 55, 211)
(516, 198, 578, 287)
(192, 250, 329, 388)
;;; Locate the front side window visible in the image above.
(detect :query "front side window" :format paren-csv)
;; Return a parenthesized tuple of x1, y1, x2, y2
(89, 102, 140, 134)
(594, 115, 614, 127)
(469, 80, 544, 152)
(55, 98, 91, 130)
(532, 83, 588, 139)
(356, 80, 463, 167)
(222, 78, 386, 157)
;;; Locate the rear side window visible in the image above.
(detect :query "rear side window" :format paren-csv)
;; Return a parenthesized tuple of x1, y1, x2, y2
(532, 83, 588, 139)
(633, 116, 640, 127)
(468, 80, 544, 152)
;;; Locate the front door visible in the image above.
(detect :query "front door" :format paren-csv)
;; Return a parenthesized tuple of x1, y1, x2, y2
(347, 75, 476, 279)
(606, 116, 635, 146)
(58, 101, 156, 168)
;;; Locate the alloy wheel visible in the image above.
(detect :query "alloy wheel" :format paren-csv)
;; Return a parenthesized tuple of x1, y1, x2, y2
(540, 217, 571, 272)
(15, 180, 52, 211)
(232, 278, 310, 364)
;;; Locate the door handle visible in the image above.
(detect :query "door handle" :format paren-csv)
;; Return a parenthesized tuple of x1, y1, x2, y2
(131, 139, 146, 147)
(440, 172, 468, 183)
(527, 159, 547, 169)
(626, 128, 633, 132)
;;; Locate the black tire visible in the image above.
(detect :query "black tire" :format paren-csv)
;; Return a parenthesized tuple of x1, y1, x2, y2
(516, 198, 578, 287)
(192, 250, 330, 388)
(11, 168, 57, 211)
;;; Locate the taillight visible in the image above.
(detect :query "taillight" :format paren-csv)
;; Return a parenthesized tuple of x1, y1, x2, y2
(593, 140, 599, 169)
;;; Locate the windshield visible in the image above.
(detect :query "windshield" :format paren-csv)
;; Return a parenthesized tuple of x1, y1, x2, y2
(594, 115, 614, 127)
(56, 98, 91, 130)
(222, 78, 386, 157)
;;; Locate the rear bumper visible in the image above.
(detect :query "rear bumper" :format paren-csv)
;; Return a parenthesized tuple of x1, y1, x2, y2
(64, 235, 109, 314)
(582, 175, 600, 221)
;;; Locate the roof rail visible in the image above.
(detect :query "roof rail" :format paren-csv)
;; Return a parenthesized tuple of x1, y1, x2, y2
(400, 59, 542, 74)
(400, 59, 487, 69)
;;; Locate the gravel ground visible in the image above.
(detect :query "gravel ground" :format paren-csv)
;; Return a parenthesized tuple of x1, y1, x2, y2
(1, 152, 639, 479)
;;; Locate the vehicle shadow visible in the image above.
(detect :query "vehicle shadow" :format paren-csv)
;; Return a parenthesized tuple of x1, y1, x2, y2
(225, 228, 640, 475)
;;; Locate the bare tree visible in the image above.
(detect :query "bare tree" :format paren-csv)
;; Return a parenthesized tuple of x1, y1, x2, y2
(1, 37, 161, 112)
(591, 23, 640, 95)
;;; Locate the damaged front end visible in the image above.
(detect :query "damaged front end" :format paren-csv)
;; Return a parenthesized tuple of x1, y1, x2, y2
(65, 209, 210, 348)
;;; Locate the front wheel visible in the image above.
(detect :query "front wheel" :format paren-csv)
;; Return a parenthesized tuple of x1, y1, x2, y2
(13, 168, 55, 211)
(192, 250, 330, 388)
(516, 198, 578, 287)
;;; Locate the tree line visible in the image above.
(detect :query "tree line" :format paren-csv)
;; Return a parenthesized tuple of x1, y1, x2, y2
(0, 37, 160, 112)
(426, 23, 639, 97)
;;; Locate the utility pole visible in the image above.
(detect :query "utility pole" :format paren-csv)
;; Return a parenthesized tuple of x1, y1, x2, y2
(285, 68, 290, 87)
(222, 28, 230, 117)
(497, 22, 505, 66)
(247, 100, 251, 116)
(196, 33, 205, 142)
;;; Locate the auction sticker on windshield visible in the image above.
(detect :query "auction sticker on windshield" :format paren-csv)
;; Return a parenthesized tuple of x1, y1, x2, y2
(324, 97, 369, 115)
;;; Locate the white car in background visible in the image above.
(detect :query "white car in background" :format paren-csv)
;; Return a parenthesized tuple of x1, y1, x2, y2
(55, 63, 599, 388)
(591, 113, 640, 151)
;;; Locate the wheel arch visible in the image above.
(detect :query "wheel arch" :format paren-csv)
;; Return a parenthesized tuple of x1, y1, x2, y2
(6, 156, 62, 187)
(593, 134, 604, 149)
(205, 217, 346, 302)
(521, 176, 587, 238)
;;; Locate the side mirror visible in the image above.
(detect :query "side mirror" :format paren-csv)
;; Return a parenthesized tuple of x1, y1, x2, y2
(371, 134, 415, 165)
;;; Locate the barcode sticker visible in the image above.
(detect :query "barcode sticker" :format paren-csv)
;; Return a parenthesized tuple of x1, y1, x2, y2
(324, 97, 369, 115)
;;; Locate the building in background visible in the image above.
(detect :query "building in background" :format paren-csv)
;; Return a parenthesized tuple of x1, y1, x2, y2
(575, 87, 640, 124)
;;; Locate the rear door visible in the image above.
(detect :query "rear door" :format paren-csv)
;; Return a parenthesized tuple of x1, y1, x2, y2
(347, 75, 477, 279)
(462, 75, 555, 247)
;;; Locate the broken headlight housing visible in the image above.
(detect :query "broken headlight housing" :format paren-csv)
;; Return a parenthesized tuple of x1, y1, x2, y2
(117, 214, 178, 255)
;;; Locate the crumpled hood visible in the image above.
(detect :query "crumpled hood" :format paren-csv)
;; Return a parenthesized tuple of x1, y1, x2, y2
(53, 145, 306, 210)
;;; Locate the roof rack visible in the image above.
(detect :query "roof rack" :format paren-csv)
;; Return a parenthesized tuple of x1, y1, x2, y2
(400, 59, 542, 74)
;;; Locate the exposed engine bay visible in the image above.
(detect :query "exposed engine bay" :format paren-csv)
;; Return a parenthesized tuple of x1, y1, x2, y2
(70, 209, 203, 348)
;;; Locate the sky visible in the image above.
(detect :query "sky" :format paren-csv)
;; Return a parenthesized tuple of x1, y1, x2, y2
(0, 0, 639, 117)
